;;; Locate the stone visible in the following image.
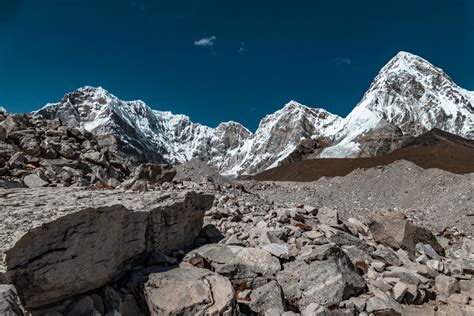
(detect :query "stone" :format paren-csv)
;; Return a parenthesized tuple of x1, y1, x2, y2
(81, 151, 106, 166)
(8, 152, 28, 169)
(435, 275, 460, 296)
(23, 173, 49, 188)
(249, 281, 285, 314)
(415, 243, 441, 260)
(301, 303, 329, 316)
(58, 144, 75, 159)
(448, 293, 470, 305)
(133, 163, 176, 184)
(261, 243, 291, 259)
(144, 266, 235, 316)
(199, 224, 225, 243)
(0, 126, 6, 141)
(365, 290, 403, 315)
(372, 245, 403, 267)
(276, 251, 365, 309)
(130, 179, 148, 192)
(392, 281, 409, 302)
(19, 137, 41, 157)
(184, 244, 281, 284)
(460, 279, 474, 296)
(0, 188, 213, 308)
(346, 217, 369, 236)
(64, 296, 95, 316)
(317, 207, 340, 226)
(0, 285, 24, 316)
(368, 211, 444, 258)
(297, 243, 344, 263)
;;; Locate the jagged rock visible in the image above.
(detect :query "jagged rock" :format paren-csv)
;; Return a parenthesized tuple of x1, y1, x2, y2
(435, 275, 460, 296)
(199, 224, 225, 243)
(365, 290, 403, 315)
(144, 266, 235, 316)
(316, 207, 340, 226)
(19, 137, 40, 157)
(249, 280, 285, 314)
(133, 163, 176, 184)
(372, 244, 403, 267)
(0, 126, 6, 142)
(261, 243, 291, 260)
(276, 249, 365, 309)
(415, 243, 441, 260)
(23, 172, 49, 188)
(81, 151, 106, 166)
(58, 143, 75, 159)
(0, 285, 24, 316)
(301, 303, 329, 316)
(0, 188, 213, 308)
(8, 152, 28, 169)
(368, 211, 444, 258)
(184, 244, 281, 285)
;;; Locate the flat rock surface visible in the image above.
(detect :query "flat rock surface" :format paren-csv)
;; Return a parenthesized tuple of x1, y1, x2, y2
(0, 187, 214, 308)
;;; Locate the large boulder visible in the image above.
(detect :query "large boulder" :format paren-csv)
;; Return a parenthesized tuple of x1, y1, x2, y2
(144, 266, 235, 316)
(368, 211, 444, 258)
(0, 188, 213, 309)
(184, 244, 281, 285)
(133, 163, 176, 184)
(276, 249, 365, 310)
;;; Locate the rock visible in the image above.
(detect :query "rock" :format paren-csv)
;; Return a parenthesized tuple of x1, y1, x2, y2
(19, 137, 40, 157)
(372, 244, 403, 267)
(368, 211, 444, 258)
(459, 279, 474, 296)
(82, 151, 106, 166)
(249, 280, 285, 314)
(297, 243, 343, 263)
(392, 281, 409, 302)
(261, 243, 291, 260)
(8, 152, 28, 169)
(199, 224, 225, 243)
(276, 250, 365, 309)
(130, 179, 148, 192)
(23, 173, 49, 188)
(0, 126, 6, 141)
(184, 244, 281, 285)
(58, 144, 75, 159)
(144, 266, 235, 315)
(301, 303, 329, 316)
(64, 296, 95, 316)
(415, 243, 441, 260)
(435, 275, 460, 296)
(1, 188, 213, 308)
(133, 163, 176, 184)
(448, 293, 470, 305)
(366, 290, 403, 315)
(317, 207, 340, 226)
(0, 285, 24, 316)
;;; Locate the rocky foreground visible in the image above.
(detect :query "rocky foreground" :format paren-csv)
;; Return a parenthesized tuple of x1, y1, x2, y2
(1, 162, 474, 315)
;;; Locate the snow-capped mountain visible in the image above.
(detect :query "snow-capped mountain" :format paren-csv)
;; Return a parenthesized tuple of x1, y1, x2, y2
(0, 106, 7, 113)
(321, 51, 474, 157)
(35, 51, 474, 175)
(36, 87, 337, 175)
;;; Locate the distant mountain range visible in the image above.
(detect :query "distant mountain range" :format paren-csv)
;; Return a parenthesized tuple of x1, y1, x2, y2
(33, 51, 474, 176)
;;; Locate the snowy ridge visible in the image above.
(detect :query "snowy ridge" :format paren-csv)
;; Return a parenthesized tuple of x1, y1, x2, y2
(34, 52, 474, 175)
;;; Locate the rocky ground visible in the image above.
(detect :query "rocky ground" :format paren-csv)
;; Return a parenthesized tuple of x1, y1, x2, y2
(1, 110, 474, 315)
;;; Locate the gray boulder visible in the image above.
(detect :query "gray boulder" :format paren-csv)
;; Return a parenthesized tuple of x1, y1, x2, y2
(184, 244, 281, 285)
(276, 249, 365, 310)
(144, 266, 235, 316)
(0, 188, 213, 309)
(249, 281, 285, 314)
(368, 211, 444, 258)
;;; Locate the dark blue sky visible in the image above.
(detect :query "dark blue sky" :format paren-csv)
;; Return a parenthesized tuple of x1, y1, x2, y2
(1, 0, 473, 130)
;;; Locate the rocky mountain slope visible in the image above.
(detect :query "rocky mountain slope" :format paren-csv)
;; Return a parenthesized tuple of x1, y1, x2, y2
(34, 52, 474, 176)
(253, 128, 474, 182)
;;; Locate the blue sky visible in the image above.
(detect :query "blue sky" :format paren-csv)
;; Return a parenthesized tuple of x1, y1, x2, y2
(0, 0, 473, 131)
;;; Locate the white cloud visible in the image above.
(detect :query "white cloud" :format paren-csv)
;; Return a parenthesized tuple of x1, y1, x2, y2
(238, 42, 248, 54)
(334, 58, 352, 65)
(194, 36, 216, 47)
